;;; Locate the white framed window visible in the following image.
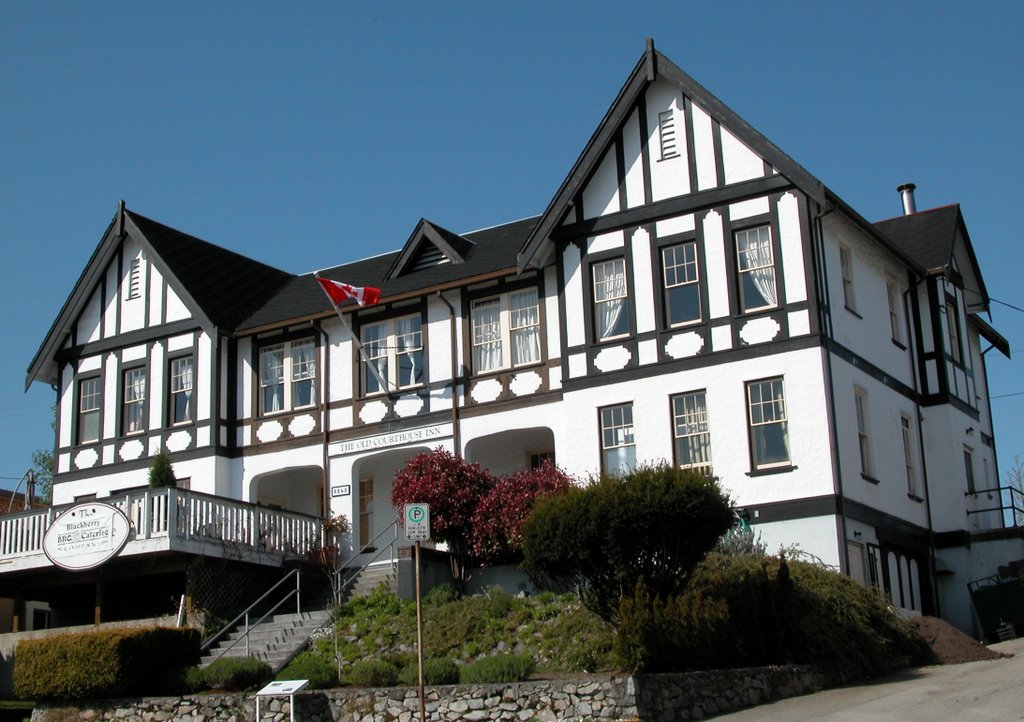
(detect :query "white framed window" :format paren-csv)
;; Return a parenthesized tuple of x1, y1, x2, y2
(672, 391, 711, 474)
(945, 299, 963, 365)
(361, 314, 423, 395)
(77, 377, 102, 444)
(746, 377, 790, 470)
(901, 414, 916, 496)
(854, 387, 872, 477)
(662, 242, 701, 326)
(839, 245, 856, 311)
(259, 339, 317, 414)
(886, 279, 901, 343)
(600, 403, 635, 476)
(592, 258, 630, 340)
(964, 446, 975, 494)
(169, 357, 194, 425)
(122, 367, 146, 435)
(471, 288, 541, 373)
(735, 225, 778, 312)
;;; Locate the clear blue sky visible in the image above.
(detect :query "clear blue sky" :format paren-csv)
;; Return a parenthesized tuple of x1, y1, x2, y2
(2, 1, 1022, 492)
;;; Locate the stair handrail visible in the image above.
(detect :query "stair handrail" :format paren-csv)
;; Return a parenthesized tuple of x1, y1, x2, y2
(336, 516, 400, 599)
(201, 568, 303, 653)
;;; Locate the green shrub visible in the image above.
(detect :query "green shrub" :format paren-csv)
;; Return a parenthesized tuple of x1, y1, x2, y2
(522, 463, 734, 623)
(397, 658, 460, 686)
(13, 627, 199, 700)
(277, 652, 338, 689)
(346, 659, 398, 687)
(201, 656, 273, 691)
(459, 654, 535, 684)
(423, 583, 459, 606)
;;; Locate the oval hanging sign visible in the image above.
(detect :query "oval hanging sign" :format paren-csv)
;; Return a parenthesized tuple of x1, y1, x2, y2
(43, 502, 132, 571)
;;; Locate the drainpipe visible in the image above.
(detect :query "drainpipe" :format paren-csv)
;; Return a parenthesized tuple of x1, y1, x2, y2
(810, 202, 850, 574)
(437, 291, 461, 454)
(313, 321, 330, 517)
(904, 284, 938, 615)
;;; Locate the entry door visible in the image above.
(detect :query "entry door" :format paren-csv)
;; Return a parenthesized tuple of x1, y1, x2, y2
(359, 478, 374, 548)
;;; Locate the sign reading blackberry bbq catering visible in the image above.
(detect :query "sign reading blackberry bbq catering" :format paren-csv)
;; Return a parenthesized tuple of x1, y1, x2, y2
(42, 502, 131, 571)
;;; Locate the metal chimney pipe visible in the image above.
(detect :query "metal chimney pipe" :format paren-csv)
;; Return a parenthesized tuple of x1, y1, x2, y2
(897, 183, 917, 215)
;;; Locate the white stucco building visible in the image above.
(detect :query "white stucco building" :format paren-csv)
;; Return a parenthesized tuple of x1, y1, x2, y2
(6, 42, 1019, 639)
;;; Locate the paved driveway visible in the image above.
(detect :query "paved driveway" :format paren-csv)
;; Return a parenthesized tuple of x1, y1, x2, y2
(714, 637, 1024, 721)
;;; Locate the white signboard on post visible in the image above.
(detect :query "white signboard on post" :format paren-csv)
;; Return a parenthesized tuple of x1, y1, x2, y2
(42, 502, 131, 571)
(404, 503, 430, 542)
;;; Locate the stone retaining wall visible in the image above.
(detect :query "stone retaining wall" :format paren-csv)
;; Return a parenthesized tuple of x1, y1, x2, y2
(31, 665, 826, 722)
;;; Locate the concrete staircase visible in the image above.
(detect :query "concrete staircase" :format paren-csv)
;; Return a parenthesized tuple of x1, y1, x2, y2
(199, 564, 398, 672)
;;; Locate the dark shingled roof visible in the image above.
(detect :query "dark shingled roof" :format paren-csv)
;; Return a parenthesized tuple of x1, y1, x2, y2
(873, 205, 961, 273)
(238, 216, 539, 332)
(127, 211, 295, 331)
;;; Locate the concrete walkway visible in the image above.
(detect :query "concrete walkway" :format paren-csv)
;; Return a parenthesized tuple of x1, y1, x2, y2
(714, 637, 1024, 721)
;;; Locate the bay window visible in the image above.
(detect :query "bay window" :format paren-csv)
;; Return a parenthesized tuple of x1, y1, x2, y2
(361, 314, 423, 395)
(259, 339, 317, 414)
(471, 288, 541, 373)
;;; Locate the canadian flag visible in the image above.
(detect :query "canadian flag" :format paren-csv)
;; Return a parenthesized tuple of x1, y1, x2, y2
(316, 277, 381, 307)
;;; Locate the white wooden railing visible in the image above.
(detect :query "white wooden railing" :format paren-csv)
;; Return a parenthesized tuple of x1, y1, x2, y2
(0, 489, 323, 562)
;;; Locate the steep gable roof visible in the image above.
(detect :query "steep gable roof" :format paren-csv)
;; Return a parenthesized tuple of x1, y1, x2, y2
(385, 219, 475, 279)
(27, 204, 293, 389)
(516, 40, 922, 276)
(238, 216, 538, 333)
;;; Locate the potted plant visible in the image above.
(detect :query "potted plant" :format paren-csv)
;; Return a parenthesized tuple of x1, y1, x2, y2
(307, 514, 350, 566)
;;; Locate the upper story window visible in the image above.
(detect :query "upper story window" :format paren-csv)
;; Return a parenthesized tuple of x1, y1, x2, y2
(169, 357, 194, 425)
(746, 377, 790, 470)
(78, 377, 101, 445)
(735, 225, 777, 313)
(362, 314, 423, 395)
(662, 242, 701, 327)
(886, 279, 902, 343)
(854, 387, 873, 478)
(839, 245, 856, 312)
(593, 258, 630, 341)
(122, 367, 146, 435)
(672, 390, 711, 474)
(471, 289, 541, 373)
(963, 446, 976, 494)
(901, 414, 916, 497)
(260, 339, 317, 414)
(600, 403, 635, 476)
(945, 299, 963, 365)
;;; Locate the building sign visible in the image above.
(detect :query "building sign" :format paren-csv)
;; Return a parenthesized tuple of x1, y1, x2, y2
(331, 484, 351, 498)
(42, 502, 131, 571)
(329, 423, 452, 457)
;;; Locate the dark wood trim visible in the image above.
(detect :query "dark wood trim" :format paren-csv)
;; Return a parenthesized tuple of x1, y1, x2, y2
(637, 95, 653, 206)
(824, 338, 919, 401)
(682, 95, 699, 195)
(56, 320, 201, 363)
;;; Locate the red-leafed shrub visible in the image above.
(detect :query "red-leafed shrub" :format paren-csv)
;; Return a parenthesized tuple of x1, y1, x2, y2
(471, 461, 573, 565)
(391, 448, 494, 589)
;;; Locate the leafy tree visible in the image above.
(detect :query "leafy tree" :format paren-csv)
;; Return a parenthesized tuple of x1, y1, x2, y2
(390, 448, 494, 590)
(470, 461, 572, 565)
(521, 463, 734, 623)
(148, 450, 177, 488)
(31, 404, 56, 503)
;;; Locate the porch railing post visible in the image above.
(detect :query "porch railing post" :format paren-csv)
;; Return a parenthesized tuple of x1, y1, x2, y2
(245, 611, 250, 657)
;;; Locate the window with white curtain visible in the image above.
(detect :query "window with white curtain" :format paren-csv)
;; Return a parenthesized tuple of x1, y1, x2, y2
(735, 225, 778, 312)
(78, 377, 102, 444)
(746, 377, 790, 469)
(169, 357, 194, 425)
(600, 403, 635, 476)
(672, 390, 711, 473)
(259, 339, 317, 414)
(471, 288, 541, 373)
(361, 314, 423, 395)
(122, 367, 146, 435)
(593, 258, 630, 340)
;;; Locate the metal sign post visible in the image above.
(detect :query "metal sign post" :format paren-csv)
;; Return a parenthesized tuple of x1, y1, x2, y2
(404, 504, 430, 722)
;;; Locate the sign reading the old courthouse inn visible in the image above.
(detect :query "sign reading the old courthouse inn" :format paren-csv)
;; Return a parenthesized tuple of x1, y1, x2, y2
(42, 502, 131, 571)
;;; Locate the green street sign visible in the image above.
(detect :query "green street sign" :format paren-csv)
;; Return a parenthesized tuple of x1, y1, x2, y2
(405, 503, 430, 541)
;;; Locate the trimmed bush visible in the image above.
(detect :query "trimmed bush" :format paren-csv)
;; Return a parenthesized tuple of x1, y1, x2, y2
(277, 652, 338, 689)
(13, 626, 199, 700)
(397, 658, 460, 686)
(458, 654, 535, 684)
(201, 656, 273, 691)
(346, 659, 398, 687)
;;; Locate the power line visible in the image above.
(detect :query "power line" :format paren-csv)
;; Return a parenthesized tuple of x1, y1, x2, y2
(991, 391, 1024, 400)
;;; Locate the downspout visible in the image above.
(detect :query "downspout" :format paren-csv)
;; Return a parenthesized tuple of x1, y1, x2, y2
(810, 203, 851, 575)
(904, 285, 939, 616)
(979, 342, 1002, 526)
(313, 321, 330, 517)
(437, 291, 461, 454)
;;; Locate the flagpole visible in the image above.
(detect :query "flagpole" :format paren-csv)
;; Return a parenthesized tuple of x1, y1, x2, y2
(315, 274, 393, 396)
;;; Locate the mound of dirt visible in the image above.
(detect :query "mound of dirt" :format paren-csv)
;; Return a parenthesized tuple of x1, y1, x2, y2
(909, 616, 1008, 664)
